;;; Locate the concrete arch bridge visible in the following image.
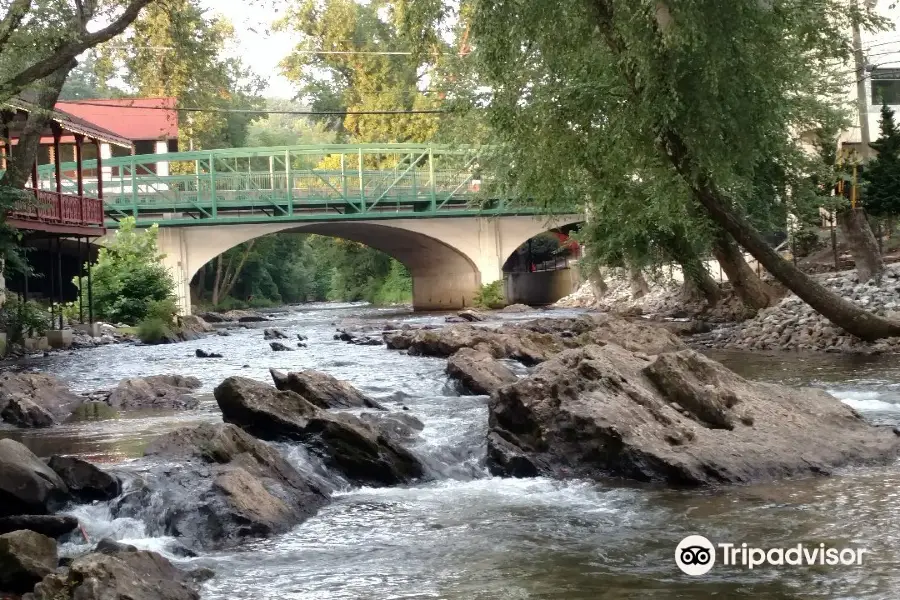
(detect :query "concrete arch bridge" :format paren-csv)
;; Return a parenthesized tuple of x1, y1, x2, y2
(37, 143, 581, 313)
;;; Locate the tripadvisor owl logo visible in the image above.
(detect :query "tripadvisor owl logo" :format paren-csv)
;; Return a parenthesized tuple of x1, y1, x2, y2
(674, 535, 868, 575)
(675, 535, 716, 576)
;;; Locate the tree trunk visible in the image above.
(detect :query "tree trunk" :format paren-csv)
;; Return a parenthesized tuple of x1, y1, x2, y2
(219, 241, 255, 300)
(679, 256, 720, 307)
(0, 66, 72, 188)
(711, 232, 774, 310)
(628, 263, 650, 299)
(662, 130, 900, 340)
(838, 207, 884, 283)
(211, 256, 223, 306)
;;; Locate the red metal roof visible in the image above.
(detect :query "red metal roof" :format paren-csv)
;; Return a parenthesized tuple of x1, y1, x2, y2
(55, 98, 178, 142)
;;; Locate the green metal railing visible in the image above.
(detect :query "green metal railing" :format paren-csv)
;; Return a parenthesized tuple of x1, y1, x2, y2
(36, 143, 536, 227)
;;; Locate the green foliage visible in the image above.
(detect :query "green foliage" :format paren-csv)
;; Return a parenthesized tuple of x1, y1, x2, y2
(146, 298, 178, 326)
(136, 317, 174, 344)
(94, 0, 264, 150)
(77, 217, 175, 325)
(864, 104, 900, 218)
(0, 296, 51, 343)
(473, 281, 505, 309)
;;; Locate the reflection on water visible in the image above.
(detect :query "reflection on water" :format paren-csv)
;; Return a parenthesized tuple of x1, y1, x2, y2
(3, 306, 900, 599)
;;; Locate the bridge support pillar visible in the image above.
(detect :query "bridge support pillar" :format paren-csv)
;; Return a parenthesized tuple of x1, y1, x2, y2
(156, 227, 192, 315)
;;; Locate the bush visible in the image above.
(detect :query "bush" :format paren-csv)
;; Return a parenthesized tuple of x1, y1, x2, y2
(0, 297, 51, 343)
(146, 298, 178, 325)
(473, 281, 506, 309)
(76, 218, 176, 325)
(136, 317, 174, 344)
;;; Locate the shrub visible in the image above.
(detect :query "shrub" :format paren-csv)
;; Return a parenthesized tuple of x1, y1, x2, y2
(146, 298, 178, 325)
(0, 297, 52, 343)
(473, 281, 506, 309)
(136, 317, 174, 344)
(75, 218, 176, 325)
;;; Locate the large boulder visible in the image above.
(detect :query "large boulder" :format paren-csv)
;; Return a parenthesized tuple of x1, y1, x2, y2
(27, 539, 206, 600)
(359, 412, 425, 445)
(0, 530, 57, 594)
(269, 369, 384, 410)
(126, 423, 329, 550)
(45, 456, 120, 503)
(384, 324, 558, 365)
(177, 315, 214, 341)
(0, 439, 69, 517)
(457, 309, 488, 322)
(0, 373, 83, 427)
(487, 344, 900, 485)
(106, 375, 202, 411)
(446, 348, 518, 395)
(508, 314, 685, 355)
(215, 377, 427, 487)
(0, 515, 78, 538)
(1, 396, 55, 428)
(264, 328, 289, 340)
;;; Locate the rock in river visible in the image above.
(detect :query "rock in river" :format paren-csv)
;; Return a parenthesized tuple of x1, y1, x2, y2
(45, 456, 120, 502)
(0, 529, 57, 594)
(269, 368, 384, 410)
(125, 423, 330, 550)
(28, 538, 207, 600)
(0, 515, 78, 538)
(0, 372, 83, 427)
(270, 341, 294, 352)
(446, 348, 518, 395)
(215, 377, 427, 487)
(384, 324, 558, 365)
(106, 375, 202, 411)
(0, 439, 69, 517)
(487, 344, 900, 485)
(264, 328, 289, 340)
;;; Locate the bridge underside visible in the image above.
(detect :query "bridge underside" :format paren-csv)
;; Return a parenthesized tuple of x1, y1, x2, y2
(152, 215, 581, 313)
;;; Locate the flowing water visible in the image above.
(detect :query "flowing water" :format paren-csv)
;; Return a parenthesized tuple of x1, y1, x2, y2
(3, 304, 900, 600)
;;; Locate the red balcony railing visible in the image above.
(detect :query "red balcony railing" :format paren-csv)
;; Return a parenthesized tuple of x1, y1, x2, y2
(9, 189, 105, 228)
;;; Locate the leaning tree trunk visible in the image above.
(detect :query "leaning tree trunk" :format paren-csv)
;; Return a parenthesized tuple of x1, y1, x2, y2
(587, 268, 608, 299)
(662, 130, 900, 341)
(711, 232, 775, 310)
(627, 263, 650, 299)
(678, 256, 720, 307)
(838, 207, 884, 283)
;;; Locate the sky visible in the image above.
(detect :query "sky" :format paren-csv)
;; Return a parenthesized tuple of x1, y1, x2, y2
(199, 0, 298, 99)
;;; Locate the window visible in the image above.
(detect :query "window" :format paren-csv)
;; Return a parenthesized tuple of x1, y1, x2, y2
(871, 69, 900, 105)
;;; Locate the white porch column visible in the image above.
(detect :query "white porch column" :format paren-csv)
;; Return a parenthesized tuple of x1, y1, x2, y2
(100, 143, 112, 183)
(155, 140, 169, 177)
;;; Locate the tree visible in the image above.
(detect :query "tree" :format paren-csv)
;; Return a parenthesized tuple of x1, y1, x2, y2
(864, 103, 900, 219)
(410, 0, 900, 340)
(95, 0, 264, 150)
(77, 217, 175, 324)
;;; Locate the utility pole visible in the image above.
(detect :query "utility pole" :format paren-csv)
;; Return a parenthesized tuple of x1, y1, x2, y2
(853, 1, 872, 160)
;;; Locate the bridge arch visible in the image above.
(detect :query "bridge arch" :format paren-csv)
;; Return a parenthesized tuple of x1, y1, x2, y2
(152, 215, 583, 313)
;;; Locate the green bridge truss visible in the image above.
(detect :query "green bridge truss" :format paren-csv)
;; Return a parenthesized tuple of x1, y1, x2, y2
(36, 143, 540, 228)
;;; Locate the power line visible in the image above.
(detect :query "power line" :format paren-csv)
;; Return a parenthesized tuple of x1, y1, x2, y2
(59, 101, 449, 116)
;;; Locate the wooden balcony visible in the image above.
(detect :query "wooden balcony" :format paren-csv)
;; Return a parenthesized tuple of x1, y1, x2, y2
(7, 189, 106, 237)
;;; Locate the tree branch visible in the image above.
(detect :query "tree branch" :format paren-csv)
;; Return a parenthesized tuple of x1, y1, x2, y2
(0, 0, 32, 56)
(0, 0, 157, 102)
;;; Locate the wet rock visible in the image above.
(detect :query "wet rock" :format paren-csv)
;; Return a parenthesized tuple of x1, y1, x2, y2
(1, 396, 55, 428)
(0, 439, 69, 517)
(500, 303, 532, 313)
(222, 309, 269, 323)
(349, 336, 384, 346)
(178, 315, 214, 337)
(28, 538, 203, 600)
(195, 349, 223, 359)
(487, 344, 900, 486)
(389, 323, 564, 365)
(198, 312, 229, 323)
(0, 515, 78, 538)
(270, 341, 294, 352)
(133, 423, 330, 550)
(444, 316, 467, 324)
(0, 530, 57, 594)
(334, 330, 354, 342)
(297, 334, 308, 341)
(446, 348, 518, 395)
(458, 309, 488, 322)
(215, 377, 426, 487)
(270, 369, 384, 410)
(45, 456, 120, 503)
(359, 412, 425, 444)
(0, 373, 83, 426)
(106, 375, 202, 411)
(216, 330, 231, 337)
(264, 328, 289, 340)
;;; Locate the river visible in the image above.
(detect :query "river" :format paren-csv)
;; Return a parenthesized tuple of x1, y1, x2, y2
(3, 303, 900, 600)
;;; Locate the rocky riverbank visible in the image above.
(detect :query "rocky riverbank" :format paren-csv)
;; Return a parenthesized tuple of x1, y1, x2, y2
(692, 265, 900, 354)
